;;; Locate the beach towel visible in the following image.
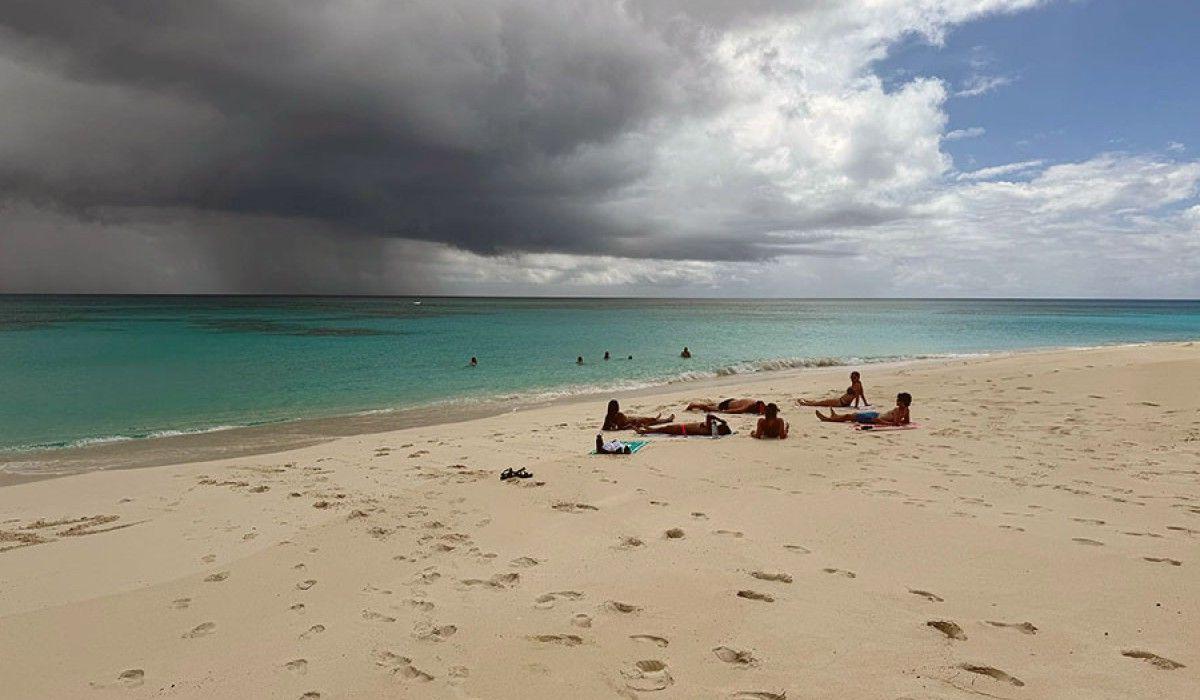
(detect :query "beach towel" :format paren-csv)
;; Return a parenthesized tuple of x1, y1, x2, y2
(650, 430, 738, 440)
(853, 423, 920, 432)
(591, 440, 649, 455)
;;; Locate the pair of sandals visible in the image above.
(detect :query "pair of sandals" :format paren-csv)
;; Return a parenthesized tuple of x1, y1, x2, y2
(499, 467, 533, 481)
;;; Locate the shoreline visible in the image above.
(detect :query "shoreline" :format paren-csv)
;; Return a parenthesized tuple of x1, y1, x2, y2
(1, 339, 1186, 485)
(1, 341, 1196, 698)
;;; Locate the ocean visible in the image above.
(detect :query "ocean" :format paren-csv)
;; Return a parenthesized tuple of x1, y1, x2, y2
(2, 296, 1199, 460)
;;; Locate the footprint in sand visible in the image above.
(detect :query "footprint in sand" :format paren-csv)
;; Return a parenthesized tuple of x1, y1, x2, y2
(1121, 650, 1185, 670)
(284, 659, 308, 675)
(552, 502, 599, 514)
(750, 571, 792, 583)
(713, 646, 756, 665)
(571, 614, 593, 628)
(986, 621, 1038, 634)
(1072, 538, 1104, 546)
(1143, 557, 1182, 566)
(909, 589, 944, 602)
(299, 693, 320, 699)
(528, 634, 584, 647)
(604, 600, 642, 613)
(736, 590, 774, 603)
(300, 624, 325, 639)
(510, 556, 542, 568)
(783, 544, 810, 553)
(822, 568, 856, 578)
(201, 554, 216, 563)
(535, 591, 584, 609)
(416, 625, 457, 642)
(183, 622, 216, 639)
(622, 659, 673, 692)
(118, 669, 145, 688)
(408, 599, 435, 612)
(171, 598, 191, 610)
(462, 572, 520, 589)
(362, 610, 396, 623)
(664, 528, 685, 539)
(373, 650, 435, 680)
(630, 634, 669, 647)
(714, 530, 744, 538)
(957, 664, 1025, 687)
(618, 536, 644, 548)
(1071, 517, 1106, 525)
(927, 620, 967, 640)
(296, 579, 317, 590)
(731, 692, 786, 700)
(204, 571, 229, 583)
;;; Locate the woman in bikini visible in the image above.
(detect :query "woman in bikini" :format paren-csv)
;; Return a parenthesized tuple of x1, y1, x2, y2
(815, 392, 910, 425)
(636, 414, 731, 436)
(685, 398, 766, 414)
(750, 403, 789, 439)
(797, 371, 867, 408)
(602, 400, 674, 431)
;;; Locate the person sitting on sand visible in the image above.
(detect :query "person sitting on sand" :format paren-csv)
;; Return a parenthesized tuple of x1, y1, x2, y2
(815, 392, 911, 425)
(797, 371, 867, 407)
(686, 398, 766, 414)
(680, 346, 692, 358)
(596, 434, 632, 454)
(751, 402, 789, 439)
(636, 414, 731, 436)
(602, 399, 674, 431)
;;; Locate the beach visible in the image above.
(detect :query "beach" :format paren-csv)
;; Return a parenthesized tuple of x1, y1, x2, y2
(1, 342, 1197, 698)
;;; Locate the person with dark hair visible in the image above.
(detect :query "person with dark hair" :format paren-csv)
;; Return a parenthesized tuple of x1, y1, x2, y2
(685, 398, 766, 414)
(751, 402, 789, 439)
(680, 346, 692, 358)
(636, 414, 731, 436)
(576, 356, 584, 365)
(604, 351, 611, 360)
(469, 356, 478, 367)
(602, 399, 673, 431)
(797, 371, 867, 407)
(815, 392, 911, 425)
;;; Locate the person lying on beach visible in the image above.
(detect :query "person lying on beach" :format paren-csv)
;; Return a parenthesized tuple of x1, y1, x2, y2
(751, 402, 789, 439)
(815, 392, 911, 425)
(686, 398, 766, 414)
(602, 400, 674, 431)
(636, 414, 731, 436)
(596, 434, 632, 454)
(797, 371, 867, 407)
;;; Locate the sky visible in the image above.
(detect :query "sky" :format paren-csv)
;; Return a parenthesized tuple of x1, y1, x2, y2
(1, 0, 1198, 298)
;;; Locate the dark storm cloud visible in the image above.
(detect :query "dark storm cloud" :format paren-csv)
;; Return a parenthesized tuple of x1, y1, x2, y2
(0, 0, 876, 271)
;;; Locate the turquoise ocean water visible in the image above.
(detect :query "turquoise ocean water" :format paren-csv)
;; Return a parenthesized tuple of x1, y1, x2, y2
(2, 296, 1199, 454)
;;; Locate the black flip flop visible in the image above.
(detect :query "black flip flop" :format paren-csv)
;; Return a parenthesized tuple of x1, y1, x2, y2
(499, 468, 516, 481)
(513, 468, 533, 479)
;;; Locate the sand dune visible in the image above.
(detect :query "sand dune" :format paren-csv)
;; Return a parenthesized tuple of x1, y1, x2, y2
(1, 343, 1197, 698)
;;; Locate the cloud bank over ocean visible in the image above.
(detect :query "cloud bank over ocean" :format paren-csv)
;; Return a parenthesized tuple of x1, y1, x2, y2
(1, 1, 1197, 296)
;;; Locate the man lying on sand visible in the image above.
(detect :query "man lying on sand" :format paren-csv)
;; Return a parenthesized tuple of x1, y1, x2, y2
(750, 402, 788, 439)
(797, 371, 868, 407)
(636, 414, 731, 436)
(602, 400, 674, 431)
(815, 392, 911, 426)
(686, 398, 766, 414)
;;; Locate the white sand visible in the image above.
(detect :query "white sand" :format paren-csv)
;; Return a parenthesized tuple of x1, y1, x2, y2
(1, 343, 1197, 699)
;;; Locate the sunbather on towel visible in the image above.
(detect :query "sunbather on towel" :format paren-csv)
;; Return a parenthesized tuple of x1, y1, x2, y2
(797, 371, 868, 407)
(685, 398, 765, 414)
(602, 400, 674, 431)
(596, 434, 632, 454)
(636, 414, 731, 436)
(751, 403, 789, 439)
(815, 392, 911, 425)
